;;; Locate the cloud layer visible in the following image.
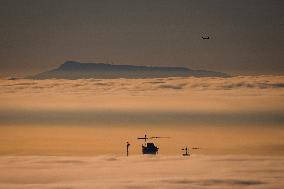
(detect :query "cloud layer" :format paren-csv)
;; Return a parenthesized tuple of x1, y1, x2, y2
(1, 76, 284, 126)
(1, 76, 284, 95)
(0, 155, 283, 189)
(0, 76, 283, 156)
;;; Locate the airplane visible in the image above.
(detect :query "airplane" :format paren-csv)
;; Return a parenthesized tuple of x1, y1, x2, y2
(202, 36, 210, 40)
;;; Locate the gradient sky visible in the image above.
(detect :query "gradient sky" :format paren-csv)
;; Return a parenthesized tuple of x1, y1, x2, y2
(0, 0, 283, 77)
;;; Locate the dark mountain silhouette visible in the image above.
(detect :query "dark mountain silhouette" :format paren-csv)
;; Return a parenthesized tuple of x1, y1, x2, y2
(29, 61, 229, 79)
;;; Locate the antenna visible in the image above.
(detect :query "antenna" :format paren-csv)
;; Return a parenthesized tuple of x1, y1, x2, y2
(137, 134, 170, 143)
(181, 146, 190, 156)
(137, 134, 148, 143)
(149, 136, 170, 139)
(192, 147, 200, 150)
(126, 141, 130, 156)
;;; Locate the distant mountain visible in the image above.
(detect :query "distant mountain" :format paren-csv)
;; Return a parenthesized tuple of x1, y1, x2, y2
(29, 61, 229, 79)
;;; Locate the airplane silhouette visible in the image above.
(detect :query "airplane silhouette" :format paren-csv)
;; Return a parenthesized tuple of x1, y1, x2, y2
(202, 36, 210, 40)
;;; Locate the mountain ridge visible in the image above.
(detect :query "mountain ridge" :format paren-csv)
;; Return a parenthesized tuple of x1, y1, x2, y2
(29, 61, 229, 79)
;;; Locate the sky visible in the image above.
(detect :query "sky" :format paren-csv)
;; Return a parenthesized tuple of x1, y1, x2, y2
(0, 0, 284, 77)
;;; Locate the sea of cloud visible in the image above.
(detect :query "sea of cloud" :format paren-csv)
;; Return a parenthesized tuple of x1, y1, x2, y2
(0, 76, 283, 155)
(0, 155, 283, 189)
(0, 76, 284, 188)
(1, 76, 284, 96)
(0, 75, 284, 126)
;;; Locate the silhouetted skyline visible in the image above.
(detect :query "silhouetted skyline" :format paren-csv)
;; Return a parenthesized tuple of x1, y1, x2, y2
(0, 0, 283, 77)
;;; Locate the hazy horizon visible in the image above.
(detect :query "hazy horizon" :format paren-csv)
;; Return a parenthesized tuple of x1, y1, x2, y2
(2, 60, 284, 79)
